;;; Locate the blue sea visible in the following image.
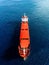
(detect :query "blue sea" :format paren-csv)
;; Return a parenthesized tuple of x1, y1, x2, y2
(0, 0, 49, 65)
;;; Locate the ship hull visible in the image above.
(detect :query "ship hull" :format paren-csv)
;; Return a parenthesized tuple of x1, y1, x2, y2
(18, 15, 30, 60)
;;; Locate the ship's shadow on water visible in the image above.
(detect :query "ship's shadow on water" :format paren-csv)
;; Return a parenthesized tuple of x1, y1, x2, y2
(3, 21, 21, 61)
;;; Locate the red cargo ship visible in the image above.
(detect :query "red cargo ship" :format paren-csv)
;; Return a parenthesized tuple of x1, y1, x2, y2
(18, 14, 30, 60)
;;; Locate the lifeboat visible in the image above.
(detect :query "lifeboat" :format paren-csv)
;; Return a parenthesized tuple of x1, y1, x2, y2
(18, 14, 30, 60)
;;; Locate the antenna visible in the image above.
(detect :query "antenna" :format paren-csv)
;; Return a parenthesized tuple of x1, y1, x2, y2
(24, 13, 26, 17)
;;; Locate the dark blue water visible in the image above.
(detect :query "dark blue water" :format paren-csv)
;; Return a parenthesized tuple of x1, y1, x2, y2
(0, 0, 49, 65)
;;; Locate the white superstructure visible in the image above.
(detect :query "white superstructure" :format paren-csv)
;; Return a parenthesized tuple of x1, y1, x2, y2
(21, 13, 28, 22)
